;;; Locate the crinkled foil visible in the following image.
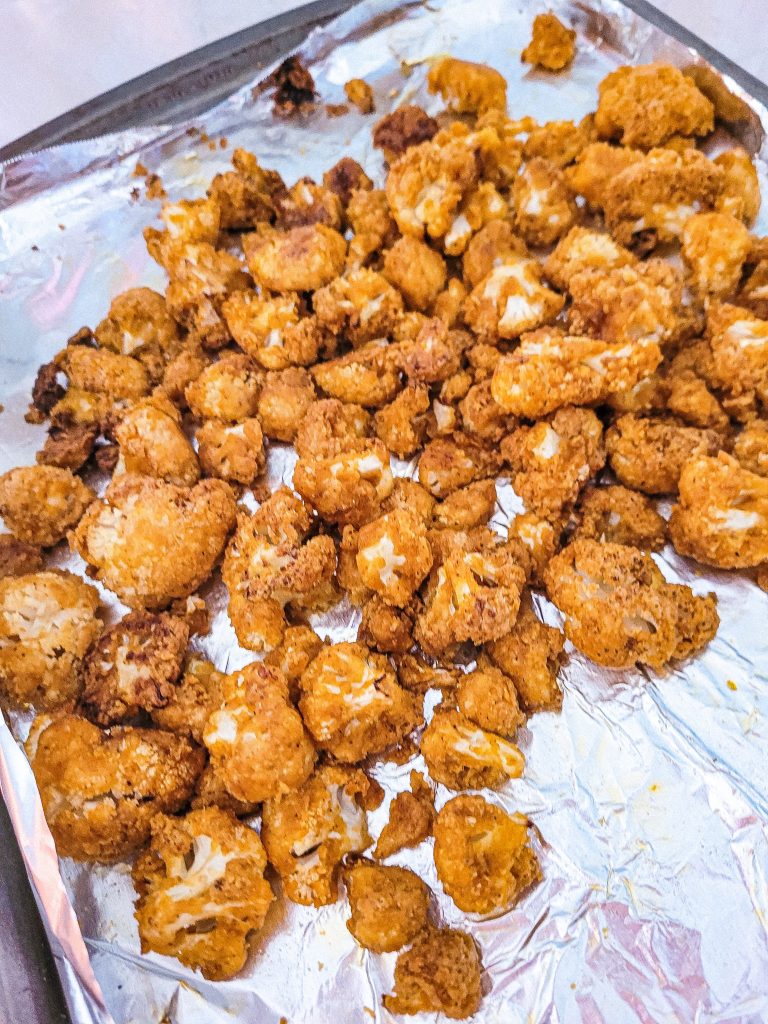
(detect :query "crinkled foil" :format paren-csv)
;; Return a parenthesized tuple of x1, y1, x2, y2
(2, 1, 768, 1021)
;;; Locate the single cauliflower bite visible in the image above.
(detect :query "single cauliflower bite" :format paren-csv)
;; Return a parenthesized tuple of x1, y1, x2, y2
(275, 177, 343, 231)
(0, 465, 93, 547)
(374, 384, 430, 458)
(356, 509, 433, 607)
(346, 862, 430, 952)
(484, 594, 564, 712)
(382, 236, 447, 311)
(313, 269, 404, 346)
(261, 765, 380, 905)
(164, 243, 251, 350)
(79, 611, 189, 726)
(144, 197, 221, 267)
(418, 434, 502, 498)
(523, 116, 595, 168)
(311, 340, 401, 408)
(294, 437, 394, 528)
(29, 714, 203, 860)
(544, 226, 635, 291)
(71, 475, 236, 609)
(521, 12, 576, 71)
(151, 656, 225, 743)
(243, 224, 346, 292)
(257, 368, 316, 442)
(733, 420, 768, 477)
(299, 642, 422, 762)
(605, 414, 722, 495)
(185, 353, 262, 422)
(94, 287, 182, 382)
(456, 663, 524, 739)
(114, 395, 199, 486)
(207, 147, 285, 230)
(421, 707, 525, 790)
(373, 105, 439, 163)
(544, 539, 719, 667)
(358, 594, 415, 655)
(222, 291, 326, 371)
(464, 254, 564, 341)
(681, 212, 751, 297)
(461, 219, 528, 289)
(707, 303, 768, 412)
(132, 807, 274, 980)
(384, 925, 483, 1020)
(196, 418, 265, 485)
(506, 512, 562, 585)
(669, 452, 768, 568)
(565, 142, 643, 212)
(374, 770, 435, 860)
(434, 795, 541, 914)
(512, 157, 576, 247)
(344, 78, 374, 114)
(427, 57, 507, 115)
(433, 479, 498, 530)
(714, 149, 761, 224)
(573, 485, 667, 550)
(0, 570, 101, 709)
(398, 318, 466, 386)
(204, 662, 315, 804)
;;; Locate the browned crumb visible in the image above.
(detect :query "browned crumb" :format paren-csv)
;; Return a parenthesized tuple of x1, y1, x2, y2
(345, 78, 375, 114)
(0, 535, 44, 579)
(373, 105, 439, 162)
(322, 157, 373, 207)
(266, 55, 318, 116)
(37, 422, 98, 472)
(374, 771, 435, 860)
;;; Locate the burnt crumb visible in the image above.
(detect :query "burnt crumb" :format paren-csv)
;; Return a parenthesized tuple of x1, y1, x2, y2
(130, 187, 141, 202)
(220, 137, 228, 149)
(28, 361, 65, 421)
(372, 105, 439, 161)
(0, 535, 44, 579)
(37, 422, 99, 472)
(326, 103, 350, 118)
(145, 174, 166, 200)
(94, 443, 119, 473)
(322, 157, 373, 206)
(265, 56, 318, 117)
(31, 245, 39, 252)
(133, 162, 149, 177)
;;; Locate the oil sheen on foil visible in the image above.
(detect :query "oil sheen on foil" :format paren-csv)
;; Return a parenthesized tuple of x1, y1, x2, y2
(1, 1, 768, 1022)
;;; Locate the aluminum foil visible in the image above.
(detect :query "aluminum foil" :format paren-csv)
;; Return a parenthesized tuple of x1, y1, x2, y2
(2, 1, 768, 1021)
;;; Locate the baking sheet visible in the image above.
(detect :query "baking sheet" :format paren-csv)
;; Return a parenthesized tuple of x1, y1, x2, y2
(2, 1, 768, 1022)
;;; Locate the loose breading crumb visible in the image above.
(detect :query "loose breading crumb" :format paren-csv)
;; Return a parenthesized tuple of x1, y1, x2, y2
(374, 770, 435, 860)
(344, 78, 375, 114)
(427, 57, 507, 115)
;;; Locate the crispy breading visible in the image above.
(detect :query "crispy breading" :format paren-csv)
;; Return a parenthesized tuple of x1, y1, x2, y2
(28, 714, 203, 860)
(294, 435, 394, 528)
(151, 656, 225, 743)
(264, 625, 324, 701)
(275, 177, 343, 231)
(440, 181, 509, 258)
(733, 420, 768, 477)
(544, 227, 635, 295)
(337, 524, 369, 605)
(374, 770, 435, 860)
(78, 611, 189, 726)
(60, 343, 150, 403)
(462, 219, 527, 290)
(298, 641, 422, 762)
(94, 287, 182, 383)
(605, 414, 722, 495)
(434, 795, 540, 914)
(261, 764, 380, 905)
(0, 464, 93, 547)
(381, 479, 436, 522)
(257, 367, 316, 442)
(506, 512, 562, 586)
(457, 379, 512, 443)
(463, 253, 564, 341)
(565, 141, 643, 211)
(114, 394, 199, 486)
(594, 63, 714, 149)
(346, 862, 429, 952)
(191, 762, 259, 816)
(502, 406, 605, 518)
(681, 211, 751, 297)
(196, 418, 265, 485)
(185, 353, 262, 422)
(373, 105, 439, 163)
(544, 538, 719, 667)
(243, 224, 346, 292)
(427, 57, 506, 115)
(706, 303, 768, 414)
(164, 243, 250, 350)
(456, 662, 524, 738)
(346, 187, 398, 267)
(395, 652, 460, 694)
(0, 535, 43, 579)
(356, 508, 432, 606)
(159, 340, 211, 409)
(418, 433, 502, 499)
(132, 807, 274, 979)
(71, 474, 236, 609)
(0, 570, 101, 710)
(398, 319, 466, 386)
(383, 925, 482, 1020)
(344, 78, 375, 114)
(382, 236, 447, 311)
(223, 291, 320, 369)
(484, 593, 564, 712)
(573, 485, 667, 550)
(669, 452, 768, 568)
(521, 12, 576, 71)
(312, 340, 401, 408)
(433, 278, 468, 327)
(512, 157, 576, 247)
(523, 115, 595, 168)
(358, 590, 415, 655)
(737, 259, 768, 321)
(207, 148, 285, 230)
(314, 269, 403, 346)
(714, 149, 761, 224)
(492, 328, 663, 418)
(37, 422, 98, 472)
(204, 662, 315, 803)
(374, 384, 430, 458)
(323, 157, 373, 210)
(295, 398, 372, 460)
(144, 197, 221, 268)
(663, 344, 729, 430)
(432, 479, 497, 530)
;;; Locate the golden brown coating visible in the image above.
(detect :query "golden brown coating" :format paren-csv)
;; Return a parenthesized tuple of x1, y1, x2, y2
(461, 219, 527, 290)
(132, 807, 274, 980)
(463, 254, 564, 342)
(257, 367, 316, 443)
(294, 435, 394, 528)
(512, 157, 576, 247)
(457, 378, 512, 443)
(594, 62, 714, 149)
(434, 795, 540, 914)
(222, 291, 323, 370)
(71, 474, 236, 610)
(484, 593, 564, 713)
(94, 287, 182, 383)
(275, 177, 343, 231)
(144, 197, 221, 268)
(151, 655, 225, 743)
(323, 157, 373, 210)
(605, 414, 722, 495)
(0, 570, 102, 710)
(398, 318, 466, 387)
(384, 925, 482, 1020)
(420, 707, 525, 790)
(204, 662, 315, 803)
(427, 57, 507, 115)
(374, 770, 435, 860)
(344, 78, 375, 114)
(243, 224, 346, 292)
(681, 211, 751, 297)
(733, 420, 768, 477)
(311, 340, 401, 408)
(418, 433, 502, 498)
(0, 464, 93, 547)
(345, 862, 430, 952)
(373, 104, 439, 163)
(669, 452, 768, 568)
(185, 353, 262, 423)
(521, 12, 576, 71)
(506, 512, 562, 586)
(356, 508, 433, 606)
(544, 539, 719, 667)
(523, 116, 595, 168)
(0, 535, 43, 579)
(456, 663, 524, 739)
(207, 148, 284, 230)
(314, 268, 404, 346)
(573, 485, 667, 550)
(261, 764, 379, 905)
(706, 303, 768, 415)
(382, 236, 447, 312)
(190, 763, 259, 816)
(374, 384, 430, 458)
(346, 187, 399, 267)
(298, 641, 422, 762)
(714, 149, 761, 224)
(36, 421, 98, 472)
(565, 141, 643, 211)
(264, 625, 324, 701)
(78, 611, 189, 726)
(358, 593, 416, 655)
(381, 479, 436, 522)
(544, 226, 635, 291)
(432, 479, 497, 531)
(164, 243, 250, 350)
(28, 714, 203, 861)
(159, 339, 211, 409)
(115, 394, 200, 486)
(196, 417, 265, 485)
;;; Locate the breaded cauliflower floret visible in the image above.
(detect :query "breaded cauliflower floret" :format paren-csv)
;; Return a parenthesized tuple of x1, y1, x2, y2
(373, 105, 439, 163)
(456, 663, 524, 739)
(427, 57, 506, 115)
(261, 764, 380, 905)
(346, 862, 430, 952)
(714, 149, 761, 224)
(506, 512, 562, 585)
(461, 219, 527, 290)
(28, 714, 203, 860)
(706, 303, 768, 413)
(433, 479, 498, 530)
(144, 197, 221, 268)
(434, 795, 540, 914)
(243, 224, 346, 292)
(295, 398, 372, 459)
(299, 641, 422, 762)
(544, 226, 636, 291)
(207, 147, 285, 230)
(484, 593, 564, 712)
(0, 535, 43, 579)
(544, 538, 719, 667)
(594, 62, 714, 149)
(605, 414, 721, 495)
(521, 12, 576, 71)
(0, 464, 92, 547)
(60, 343, 150, 403)
(463, 254, 564, 341)
(275, 177, 343, 231)
(358, 593, 416, 655)
(204, 662, 315, 803)
(492, 328, 663, 418)
(71, 475, 236, 609)
(314, 269, 404, 346)
(512, 157, 576, 247)
(418, 433, 502, 499)
(196, 418, 265, 485)
(733, 420, 768, 477)
(222, 290, 321, 370)
(523, 116, 595, 168)
(346, 187, 398, 267)
(0, 570, 101, 710)
(185, 353, 262, 422)
(151, 655, 225, 743)
(660, 347, 728, 430)
(374, 384, 430, 458)
(382, 236, 447, 312)
(264, 624, 324, 701)
(294, 435, 394, 528)
(374, 770, 435, 860)
(133, 807, 274, 980)
(573, 485, 667, 550)
(344, 78, 375, 114)
(502, 406, 605, 518)
(356, 509, 433, 607)
(383, 925, 483, 1020)
(398, 318, 466, 386)
(159, 339, 211, 409)
(164, 243, 251, 350)
(190, 762, 259, 817)
(256, 367, 316, 443)
(323, 157, 373, 211)
(421, 708, 525, 790)
(669, 452, 768, 568)
(681, 211, 751, 297)
(381, 479, 436, 522)
(78, 611, 189, 726)
(114, 394, 199, 486)
(565, 141, 643, 211)
(312, 340, 401, 408)
(94, 287, 182, 383)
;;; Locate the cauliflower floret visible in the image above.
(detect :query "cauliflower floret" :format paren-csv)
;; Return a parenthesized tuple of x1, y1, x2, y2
(484, 593, 564, 712)
(706, 303, 768, 413)
(462, 219, 527, 290)
(523, 116, 595, 168)
(151, 655, 225, 742)
(263, 625, 324, 701)
(544, 226, 636, 291)
(256, 367, 316, 443)
(373, 105, 439, 163)
(521, 12, 576, 71)
(314, 269, 404, 346)
(0, 570, 101, 710)
(222, 290, 322, 370)
(374, 770, 435, 860)
(165, 243, 251, 350)
(382, 236, 447, 311)
(434, 795, 540, 914)
(502, 406, 605, 518)
(60, 343, 150, 403)
(298, 641, 422, 762)
(421, 707, 524, 789)
(94, 287, 182, 383)
(662, 346, 728, 430)
(733, 420, 768, 477)
(605, 414, 722, 495)
(312, 340, 401, 408)
(0, 464, 93, 547)
(71, 475, 236, 610)
(203, 662, 315, 803)
(714, 149, 760, 224)
(440, 181, 509, 258)
(243, 224, 346, 292)
(669, 452, 768, 568)
(594, 62, 714, 149)
(159, 339, 211, 410)
(381, 479, 436, 523)
(294, 436, 394, 528)
(346, 187, 398, 267)
(323, 157, 373, 212)
(427, 57, 506, 115)
(144, 197, 221, 267)
(196, 418, 265, 485)
(681, 211, 751, 297)
(383, 925, 483, 1020)
(295, 398, 372, 460)
(433, 479, 498, 530)
(190, 762, 259, 817)
(207, 148, 285, 230)
(356, 509, 433, 607)
(398, 319, 466, 386)
(28, 714, 203, 860)
(114, 394, 199, 486)
(463, 254, 564, 341)
(544, 538, 719, 667)
(456, 662, 524, 739)
(0, 535, 43, 579)
(358, 594, 415, 655)
(344, 78, 375, 114)
(374, 384, 430, 458)
(573, 485, 667, 550)
(506, 512, 562, 585)
(275, 177, 343, 231)
(512, 157, 576, 247)
(492, 328, 663, 418)
(261, 764, 380, 905)
(346, 862, 430, 952)
(185, 353, 262, 422)
(565, 142, 643, 212)
(418, 433, 502, 498)
(132, 807, 274, 980)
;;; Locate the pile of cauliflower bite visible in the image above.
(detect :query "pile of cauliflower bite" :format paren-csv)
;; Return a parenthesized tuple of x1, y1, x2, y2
(2, 12, 768, 1016)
